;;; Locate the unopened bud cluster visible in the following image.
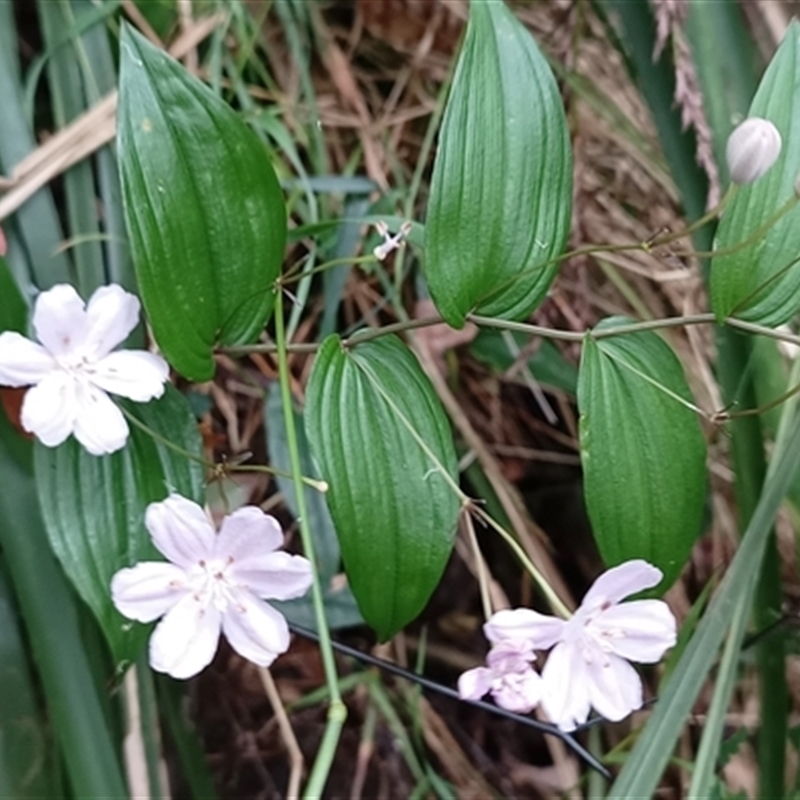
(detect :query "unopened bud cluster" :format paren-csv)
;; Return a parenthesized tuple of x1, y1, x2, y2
(725, 117, 782, 185)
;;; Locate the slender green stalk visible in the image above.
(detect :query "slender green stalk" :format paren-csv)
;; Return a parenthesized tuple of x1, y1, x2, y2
(468, 312, 716, 342)
(473, 507, 571, 617)
(273, 294, 346, 798)
(121, 406, 325, 490)
(281, 254, 378, 284)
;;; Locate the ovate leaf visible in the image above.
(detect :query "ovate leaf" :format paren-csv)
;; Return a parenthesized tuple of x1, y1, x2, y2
(711, 22, 800, 326)
(425, 0, 572, 328)
(117, 24, 286, 380)
(578, 319, 706, 587)
(34, 386, 204, 667)
(305, 335, 460, 640)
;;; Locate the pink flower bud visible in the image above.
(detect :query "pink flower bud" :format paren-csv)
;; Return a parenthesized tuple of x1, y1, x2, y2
(726, 118, 782, 185)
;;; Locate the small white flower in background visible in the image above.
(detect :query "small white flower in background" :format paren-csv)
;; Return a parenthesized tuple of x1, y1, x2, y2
(468, 560, 676, 731)
(458, 638, 543, 713)
(0, 283, 169, 455)
(726, 117, 782, 185)
(111, 494, 313, 679)
(373, 221, 412, 261)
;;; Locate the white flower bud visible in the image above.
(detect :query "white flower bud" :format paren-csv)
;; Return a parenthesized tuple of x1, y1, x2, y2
(726, 117, 782, 185)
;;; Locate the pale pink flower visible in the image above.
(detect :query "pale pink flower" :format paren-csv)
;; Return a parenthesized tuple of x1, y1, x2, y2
(0, 283, 168, 455)
(458, 638, 543, 713)
(486, 560, 677, 731)
(111, 494, 313, 679)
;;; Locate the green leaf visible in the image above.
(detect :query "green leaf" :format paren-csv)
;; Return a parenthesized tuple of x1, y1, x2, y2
(577, 319, 706, 587)
(424, 0, 572, 327)
(117, 23, 286, 380)
(34, 386, 204, 666)
(305, 335, 460, 640)
(711, 23, 800, 326)
(0, 433, 127, 797)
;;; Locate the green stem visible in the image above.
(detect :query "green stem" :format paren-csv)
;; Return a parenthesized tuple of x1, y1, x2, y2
(121, 406, 326, 490)
(726, 317, 800, 348)
(281, 253, 378, 285)
(675, 193, 799, 259)
(468, 312, 716, 342)
(221, 315, 445, 355)
(473, 506, 571, 617)
(225, 307, 800, 361)
(273, 295, 345, 797)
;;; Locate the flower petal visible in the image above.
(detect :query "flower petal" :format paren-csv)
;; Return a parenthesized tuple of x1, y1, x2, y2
(582, 560, 663, 607)
(32, 284, 88, 356)
(0, 333, 56, 386)
(486, 638, 537, 670)
(484, 608, 566, 649)
(458, 666, 494, 701)
(72, 381, 130, 455)
(231, 551, 313, 601)
(111, 561, 189, 622)
(492, 669, 542, 713)
(20, 372, 78, 447)
(145, 494, 216, 568)
(541, 641, 591, 731)
(216, 506, 284, 559)
(221, 589, 290, 667)
(83, 284, 140, 359)
(596, 600, 677, 663)
(149, 593, 221, 679)
(586, 651, 643, 723)
(91, 351, 169, 402)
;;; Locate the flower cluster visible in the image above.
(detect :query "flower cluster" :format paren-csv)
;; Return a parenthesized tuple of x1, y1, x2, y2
(111, 494, 313, 679)
(0, 283, 169, 455)
(458, 560, 677, 731)
(0, 281, 313, 679)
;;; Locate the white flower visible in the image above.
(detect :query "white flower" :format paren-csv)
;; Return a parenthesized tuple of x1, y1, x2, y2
(458, 638, 543, 713)
(373, 221, 412, 261)
(0, 283, 169, 455)
(111, 494, 313, 679)
(726, 117, 782, 185)
(486, 560, 677, 731)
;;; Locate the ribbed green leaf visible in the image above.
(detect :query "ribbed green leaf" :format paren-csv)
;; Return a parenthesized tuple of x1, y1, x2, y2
(425, 0, 572, 327)
(305, 335, 460, 640)
(711, 23, 800, 325)
(34, 386, 204, 667)
(0, 432, 127, 797)
(117, 24, 286, 380)
(578, 319, 706, 587)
